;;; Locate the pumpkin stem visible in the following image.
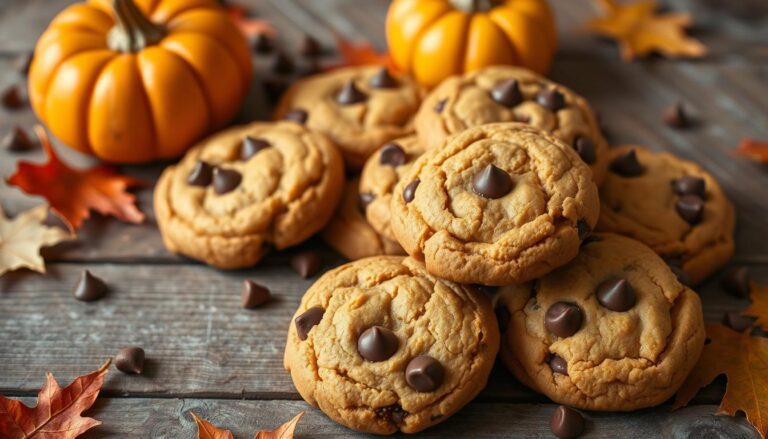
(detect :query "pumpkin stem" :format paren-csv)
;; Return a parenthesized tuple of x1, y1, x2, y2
(450, 0, 501, 13)
(107, 0, 165, 52)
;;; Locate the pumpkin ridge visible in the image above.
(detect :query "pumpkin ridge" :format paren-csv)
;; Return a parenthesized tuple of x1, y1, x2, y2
(127, 53, 160, 160)
(498, 4, 556, 57)
(155, 44, 215, 132)
(405, 5, 454, 74)
(151, 1, 219, 24)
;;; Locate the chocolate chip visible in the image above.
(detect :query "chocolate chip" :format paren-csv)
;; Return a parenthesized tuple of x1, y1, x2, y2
(2, 85, 23, 110)
(495, 306, 511, 333)
(15, 52, 33, 76)
(358, 192, 375, 214)
(272, 52, 295, 74)
(187, 161, 214, 186)
(213, 168, 242, 195)
(490, 79, 522, 107)
(545, 302, 583, 337)
(434, 98, 448, 113)
(283, 108, 308, 124)
(672, 176, 706, 198)
(357, 326, 399, 362)
(291, 250, 322, 278)
(722, 312, 755, 332)
(550, 405, 585, 439)
(403, 179, 420, 203)
(669, 265, 692, 287)
(376, 405, 407, 426)
(576, 220, 591, 240)
(406, 355, 444, 392)
(379, 142, 407, 167)
(473, 164, 513, 199)
(549, 354, 568, 375)
(675, 194, 704, 225)
(663, 102, 689, 128)
(610, 149, 644, 177)
(115, 347, 145, 374)
(3, 126, 35, 152)
(722, 266, 751, 298)
(295, 306, 324, 340)
(241, 137, 270, 160)
(73, 270, 107, 302)
(573, 136, 596, 164)
(336, 79, 367, 105)
(536, 88, 566, 111)
(369, 68, 398, 88)
(253, 33, 273, 54)
(596, 278, 636, 312)
(300, 34, 322, 57)
(241, 280, 271, 309)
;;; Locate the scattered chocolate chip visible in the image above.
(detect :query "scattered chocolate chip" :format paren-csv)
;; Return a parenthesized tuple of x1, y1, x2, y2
(115, 347, 145, 374)
(295, 306, 325, 340)
(3, 126, 35, 152)
(283, 108, 308, 124)
(376, 405, 407, 425)
(572, 136, 597, 164)
(434, 98, 448, 113)
(675, 194, 704, 225)
(473, 164, 513, 199)
(2, 85, 23, 110)
(596, 278, 636, 312)
(73, 270, 108, 302)
(241, 280, 271, 309)
(241, 137, 270, 160)
(490, 79, 522, 107)
(406, 355, 444, 392)
(722, 312, 755, 332)
(336, 79, 367, 105)
(379, 142, 407, 167)
(213, 168, 242, 195)
(403, 179, 420, 203)
(369, 68, 398, 88)
(545, 302, 583, 338)
(272, 52, 295, 74)
(672, 176, 706, 198)
(187, 161, 214, 187)
(300, 34, 322, 57)
(610, 149, 644, 177)
(663, 102, 689, 128)
(15, 52, 33, 76)
(669, 265, 692, 287)
(291, 250, 322, 278)
(495, 306, 511, 333)
(576, 220, 591, 240)
(252, 32, 273, 54)
(357, 326, 399, 362)
(536, 88, 566, 111)
(550, 405, 585, 439)
(721, 266, 751, 298)
(549, 354, 568, 375)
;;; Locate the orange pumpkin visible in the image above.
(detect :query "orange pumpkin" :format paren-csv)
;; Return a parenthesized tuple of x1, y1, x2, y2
(29, 0, 252, 163)
(386, 0, 557, 87)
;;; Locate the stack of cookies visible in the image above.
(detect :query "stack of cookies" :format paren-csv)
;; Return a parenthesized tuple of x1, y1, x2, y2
(154, 65, 735, 436)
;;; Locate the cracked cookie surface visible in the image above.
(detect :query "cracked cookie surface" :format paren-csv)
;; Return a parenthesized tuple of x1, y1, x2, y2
(390, 123, 600, 286)
(283, 256, 499, 434)
(415, 66, 608, 185)
(597, 145, 735, 285)
(154, 121, 344, 269)
(494, 233, 705, 411)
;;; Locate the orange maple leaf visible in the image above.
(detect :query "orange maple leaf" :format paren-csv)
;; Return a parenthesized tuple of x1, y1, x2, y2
(192, 412, 304, 439)
(6, 126, 145, 231)
(253, 412, 303, 439)
(225, 3, 276, 39)
(733, 139, 768, 164)
(746, 283, 768, 331)
(324, 36, 396, 71)
(586, 0, 707, 61)
(674, 324, 768, 438)
(0, 360, 111, 439)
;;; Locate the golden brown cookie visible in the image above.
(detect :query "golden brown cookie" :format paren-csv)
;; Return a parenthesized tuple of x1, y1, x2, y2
(322, 178, 405, 260)
(274, 66, 424, 169)
(284, 256, 499, 435)
(154, 121, 344, 269)
(391, 123, 600, 286)
(359, 135, 425, 241)
(494, 233, 705, 411)
(415, 66, 608, 185)
(597, 145, 735, 285)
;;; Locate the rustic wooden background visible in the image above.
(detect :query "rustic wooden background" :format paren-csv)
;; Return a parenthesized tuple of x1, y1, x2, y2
(1, 0, 767, 437)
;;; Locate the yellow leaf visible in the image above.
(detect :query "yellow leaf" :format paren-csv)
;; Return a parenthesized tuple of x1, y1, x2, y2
(0, 204, 72, 277)
(253, 412, 304, 439)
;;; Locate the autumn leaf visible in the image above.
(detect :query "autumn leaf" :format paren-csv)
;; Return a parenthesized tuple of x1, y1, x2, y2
(225, 2, 276, 40)
(324, 36, 396, 71)
(746, 283, 768, 331)
(191, 413, 233, 439)
(0, 360, 111, 439)
(733, 139, 768, 164)
(6, 126, 145, 231)
(0, 204, 72, 277)
(674, 324, 768, 438)
(586, 0, 707, 61)
(254, 412, 303, 439)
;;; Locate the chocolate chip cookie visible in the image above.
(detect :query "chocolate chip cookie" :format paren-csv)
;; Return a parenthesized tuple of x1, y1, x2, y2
(155, 121, 344, 269)
(597, 146, 735, 285)
(274, 66, 424, 169)
(359, 135, 425, 241)
(390, 123, 600, 286)
(415, 66, 608, 185)
(284, 256, 499, 434)
(322, 178, 405, 260)
(495, 233, 705, 411)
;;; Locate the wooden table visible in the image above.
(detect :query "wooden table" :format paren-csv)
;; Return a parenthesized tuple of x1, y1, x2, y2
(1, 0, 767, 437)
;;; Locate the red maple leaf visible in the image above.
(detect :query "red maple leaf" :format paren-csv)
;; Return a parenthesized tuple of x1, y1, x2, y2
(224, 2, 276, 39)
(733, 138, 768, 164)
(324, 36, 397, 71)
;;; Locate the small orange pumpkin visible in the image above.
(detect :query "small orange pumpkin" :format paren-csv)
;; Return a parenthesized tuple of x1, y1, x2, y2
(29, 0, 252, 163)
(387, 0, 557, 87)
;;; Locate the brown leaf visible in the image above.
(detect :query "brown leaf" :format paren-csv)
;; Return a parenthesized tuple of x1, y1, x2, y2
(586, 0, 707, 60)
(324, 36, 395, 71)
(746, 283, 768, 331)
(0, 360, 110, 439)
(734, 139, 768, 164)
(674, 324, 768, 438)
(191, 413, 234, 439)
(6, 126, 145, 230)
(253, 412, 304, 439)
(0, 204, 73, 277)
(225, 3, 276, 40)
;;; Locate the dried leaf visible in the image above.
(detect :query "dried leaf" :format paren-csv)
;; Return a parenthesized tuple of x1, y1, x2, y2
(586, 0, 707, 60)
(733, 139, 768, 164)
(746, 284, 768, 331)
(0, 360, 111, 439)
(254, 412, 304, 439)
(225, 3, 276, 39)
(191, 413, 233, 439)
(0, 204, 72, 277)
(674, 324, 768, 438)
(324, 36, 395, 71)
(6, 126, 145, 230)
